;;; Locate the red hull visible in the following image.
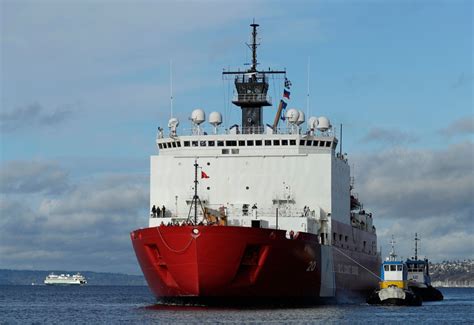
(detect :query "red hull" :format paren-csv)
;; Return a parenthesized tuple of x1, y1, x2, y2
(131, 225, 380, 302)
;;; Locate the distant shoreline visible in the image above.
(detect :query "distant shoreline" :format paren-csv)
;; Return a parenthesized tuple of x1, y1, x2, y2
(0, 269, 146, 286)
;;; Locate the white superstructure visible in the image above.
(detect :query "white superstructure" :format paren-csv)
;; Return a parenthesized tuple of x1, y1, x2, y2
(44, 273, 87, 285)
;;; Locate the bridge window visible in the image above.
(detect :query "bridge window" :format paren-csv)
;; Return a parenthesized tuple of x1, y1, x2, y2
(255, 140, 262, 146)
(208, 140, 215, 146)
(200, 141, 206, 147)
(326, 141, 331, 147)
(300, 140, 305, 145)
(172, 142, 177, 148)
(192, 141, 198, 147)
(345, 236, 348, 242)
(247, 140, 254, 146)
(313, 141, 319, 147)
(282, 139, 288, 145)
(226, 140, 237, 146)
(273, 140, 280, 145)
(290, 140, 296, 145)
(217, 141, 224, 147)
(177, 142, 181, 147)
(265, 140, 271, 146)
(306, 140, 313, 146)
(184, 141, 190, 147)
(158, 143, 163, 149)
(222, 149, 229, 154)
(238, 140, 245, 146)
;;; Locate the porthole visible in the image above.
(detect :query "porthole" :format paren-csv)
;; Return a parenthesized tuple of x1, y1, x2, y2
(246, 186, 249, 190)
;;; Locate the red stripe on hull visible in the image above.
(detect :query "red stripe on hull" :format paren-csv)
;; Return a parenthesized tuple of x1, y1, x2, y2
(131, 226, 322, 299)
(131, 224, 380, 301)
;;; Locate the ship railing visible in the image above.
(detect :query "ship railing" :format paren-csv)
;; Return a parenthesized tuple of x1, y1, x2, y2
(203, 204, 317, 219)
(157, 125, 336, 139)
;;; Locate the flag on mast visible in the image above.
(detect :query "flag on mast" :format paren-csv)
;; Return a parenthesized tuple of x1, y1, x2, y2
(201, 171, 210, 179)
(283, 89, 290, 99)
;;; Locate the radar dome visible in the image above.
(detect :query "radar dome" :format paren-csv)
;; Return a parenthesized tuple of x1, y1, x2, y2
(308, 116, 318, 130)
(168, 117, 179, 128)
(191, 109, 205, 125)
(317, 116, 331, 132)
(209, 111, 222, 127)
(286, 109, 300, 124)
(296, 110, 305, 125)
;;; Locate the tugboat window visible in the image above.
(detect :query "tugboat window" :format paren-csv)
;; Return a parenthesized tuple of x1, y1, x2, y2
(390, 265, 396, 271)
(397, 265, 403, 271)
(384, 265, 390, 271)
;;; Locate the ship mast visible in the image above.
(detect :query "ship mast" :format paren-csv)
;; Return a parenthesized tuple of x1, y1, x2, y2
(414, 233, 420, 260)
(389, 235, 397, 261)
(223, 21, 285, 134)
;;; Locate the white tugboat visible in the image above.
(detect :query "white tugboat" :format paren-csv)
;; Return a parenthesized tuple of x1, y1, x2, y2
(44, 273, 87, 286)
(367, 237, 422, 306)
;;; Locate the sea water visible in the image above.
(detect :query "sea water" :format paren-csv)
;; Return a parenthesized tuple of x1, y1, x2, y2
(0, 286, 472, 324)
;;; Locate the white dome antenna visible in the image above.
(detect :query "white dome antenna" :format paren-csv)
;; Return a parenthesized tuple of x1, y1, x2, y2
(286, 109, 300, 124)
(191, 109, 205, 135)
(317, 116, 331, 132)
(209, 111, 222, 134)
(296, 110, 305, 126)
(191, 109, 205, 125)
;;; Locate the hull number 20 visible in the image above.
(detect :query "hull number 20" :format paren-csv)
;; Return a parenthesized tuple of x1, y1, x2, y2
(306, 261, 317, 272)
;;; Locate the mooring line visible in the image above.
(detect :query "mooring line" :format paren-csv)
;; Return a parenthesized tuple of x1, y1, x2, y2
(333, 247, 382, 281)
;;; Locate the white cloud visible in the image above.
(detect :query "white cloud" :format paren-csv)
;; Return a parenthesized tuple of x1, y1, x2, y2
(353, 141, 474, 261)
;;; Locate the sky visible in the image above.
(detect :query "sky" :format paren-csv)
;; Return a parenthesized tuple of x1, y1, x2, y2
(0, 0, 472, 275)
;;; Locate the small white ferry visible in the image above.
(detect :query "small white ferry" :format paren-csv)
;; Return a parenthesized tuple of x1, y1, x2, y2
(44, 273, 87, 286)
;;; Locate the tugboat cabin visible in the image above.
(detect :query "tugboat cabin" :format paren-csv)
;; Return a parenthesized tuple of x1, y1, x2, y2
(381, 261, 408, 289)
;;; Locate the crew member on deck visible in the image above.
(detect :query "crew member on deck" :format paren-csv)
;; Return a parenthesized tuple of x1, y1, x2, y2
(156, 206, 161, 217)
(162, 205, 166, 217)
(151, 205, 157, 218)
